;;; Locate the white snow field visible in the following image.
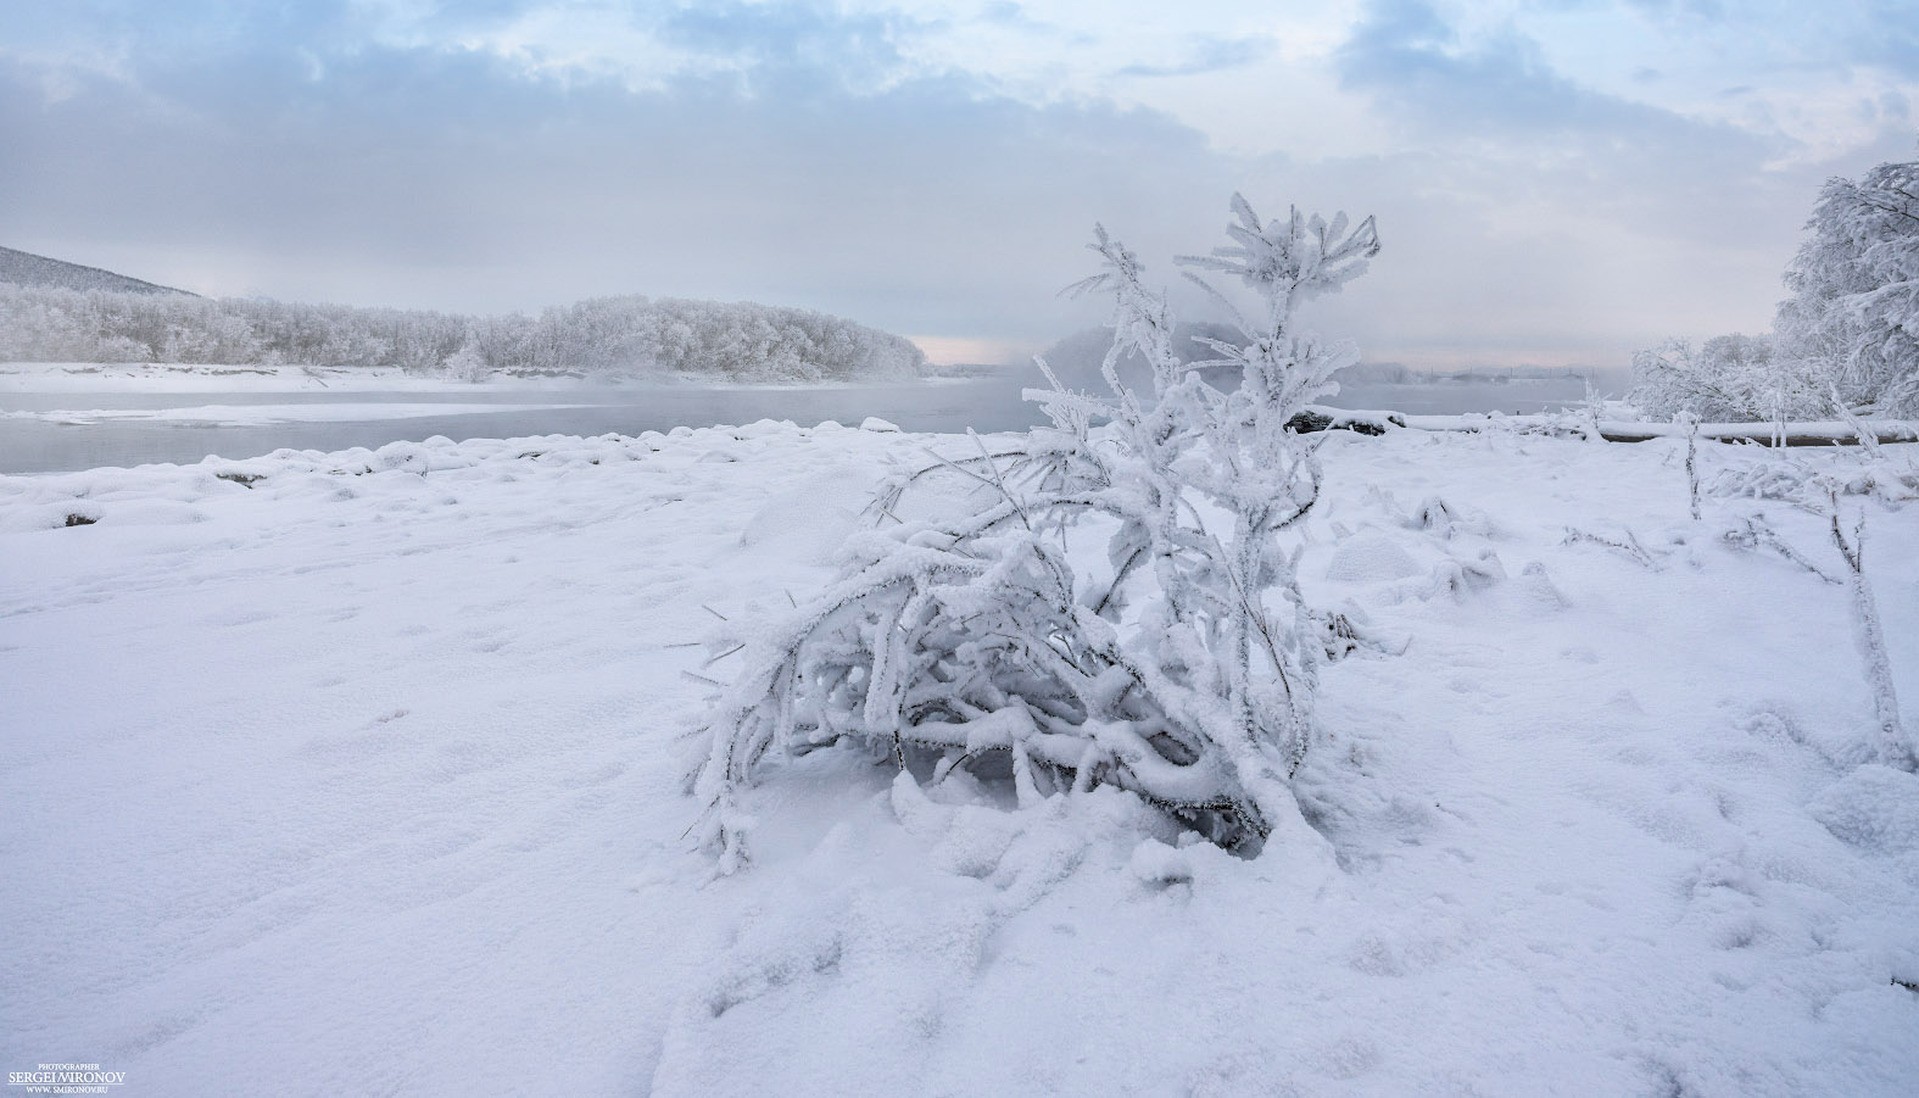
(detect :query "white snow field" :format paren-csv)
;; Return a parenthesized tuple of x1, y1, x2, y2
(3, 403, 594, 426)
(3, 421, 1917, 1095)
(0, 363, 551, 393)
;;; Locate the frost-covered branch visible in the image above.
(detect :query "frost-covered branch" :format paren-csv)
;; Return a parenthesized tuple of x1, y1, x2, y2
(1823, 485, 1914, 770)
(1562, 527, 1665, 571)
(1677, 411, 1703, 520)
(1721, 517, 1840, 585)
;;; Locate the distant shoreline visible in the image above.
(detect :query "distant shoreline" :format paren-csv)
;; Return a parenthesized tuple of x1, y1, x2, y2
(0, 361, 964, 395)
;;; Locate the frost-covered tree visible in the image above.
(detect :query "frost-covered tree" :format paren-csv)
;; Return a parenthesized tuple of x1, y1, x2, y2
(1633, 151, 1919, 420)
(1777, 155, 1919, 415)
(693, 195, 1379, 871)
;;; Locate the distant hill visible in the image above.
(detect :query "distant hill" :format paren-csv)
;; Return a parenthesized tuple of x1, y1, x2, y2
(0, 245, 195, 296)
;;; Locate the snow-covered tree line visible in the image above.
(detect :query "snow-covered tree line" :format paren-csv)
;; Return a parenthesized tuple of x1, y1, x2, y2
(0, 284, 927, 382)
(1633, 150, 1919, 420)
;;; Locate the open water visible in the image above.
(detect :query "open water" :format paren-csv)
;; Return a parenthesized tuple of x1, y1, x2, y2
(0, 372, 1598, 474)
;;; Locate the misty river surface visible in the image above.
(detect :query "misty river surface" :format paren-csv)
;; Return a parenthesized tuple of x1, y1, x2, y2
(0, 374, 1597, 475)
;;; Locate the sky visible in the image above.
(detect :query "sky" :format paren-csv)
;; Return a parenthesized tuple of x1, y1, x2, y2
(3, 1, 1916, 368)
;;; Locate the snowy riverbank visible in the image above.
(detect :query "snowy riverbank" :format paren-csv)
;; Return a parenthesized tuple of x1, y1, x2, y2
(0, 364, 1031, 475)
(1, 402, 598, 426)
(0, 361, 970, 395)
(0, 362, 591, 393)
(4, 422, 1917, 1094)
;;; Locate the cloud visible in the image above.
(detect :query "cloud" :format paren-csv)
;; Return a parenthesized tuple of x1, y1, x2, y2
(1332, 0, 1800, 236)
(2, 0, 1911, 369)
(1862, 0, 1919, 77)
(658, 1, 920, 72)
(1115, 35, 1274, 79)
(0, 34, 1233, 346)
(1339, 0, 1690, 136)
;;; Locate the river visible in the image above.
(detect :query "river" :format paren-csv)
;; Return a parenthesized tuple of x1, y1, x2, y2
(0, 372, 1599, 475)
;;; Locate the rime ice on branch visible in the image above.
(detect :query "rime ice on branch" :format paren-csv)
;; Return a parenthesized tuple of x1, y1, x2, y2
(692, 195, 1380, 871)
(1822, 485, 1914, 771)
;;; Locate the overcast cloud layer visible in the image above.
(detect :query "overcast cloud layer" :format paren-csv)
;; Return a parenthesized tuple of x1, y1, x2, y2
(4, 0, 1916, 367)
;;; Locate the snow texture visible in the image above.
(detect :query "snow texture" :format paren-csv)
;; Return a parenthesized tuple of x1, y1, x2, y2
(4, 417, 1916, 1094)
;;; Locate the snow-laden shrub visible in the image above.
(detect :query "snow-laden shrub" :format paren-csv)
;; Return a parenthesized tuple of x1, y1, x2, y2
(1628, 333, 1824, 423)
(693, 195, 1379, 871)
(442, 343, 491, 382)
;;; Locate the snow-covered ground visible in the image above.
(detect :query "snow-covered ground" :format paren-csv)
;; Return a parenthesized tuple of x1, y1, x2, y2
(2, 402, 596, 427)
(0, 362, 972, 395)
(3, 421, 1916, 1094)
(0, 362, 555, 393)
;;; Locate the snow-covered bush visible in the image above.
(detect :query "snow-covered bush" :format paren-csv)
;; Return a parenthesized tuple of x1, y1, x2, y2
(693, 195, 1379, 871)
(1631, 151, 1918, 420)
(442, 343, 491, 382)
(1629, 333, 1824, 422)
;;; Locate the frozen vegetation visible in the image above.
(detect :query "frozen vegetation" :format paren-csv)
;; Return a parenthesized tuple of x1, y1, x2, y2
(1633, 151, 1919, 421)
(0, 285, 928, 383)
(699, 197, 1381, 866)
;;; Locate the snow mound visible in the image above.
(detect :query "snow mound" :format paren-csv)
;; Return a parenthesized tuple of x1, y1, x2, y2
(1809, 765, 1919, 854)
(1325, 532, 1422, 582)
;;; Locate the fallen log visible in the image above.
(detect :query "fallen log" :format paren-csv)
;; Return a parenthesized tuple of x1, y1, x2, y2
(1382, 412, 1919, 447)
(1285, 407, 1408, 435)
(1592, 419, 1918, 447)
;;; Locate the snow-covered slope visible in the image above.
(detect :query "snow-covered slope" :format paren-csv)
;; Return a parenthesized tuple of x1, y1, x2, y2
(0, 245, 193, 296)
(2, 424, 1915, 1094)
